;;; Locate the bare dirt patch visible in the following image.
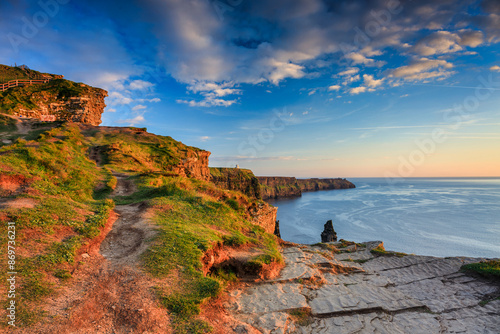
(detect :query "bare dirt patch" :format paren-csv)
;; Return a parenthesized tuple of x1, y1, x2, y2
(0, 197, 38, 209)
(0, 174, 29, 195)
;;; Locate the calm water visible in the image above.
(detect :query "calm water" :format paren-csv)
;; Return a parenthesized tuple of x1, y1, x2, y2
(269, 178, 500, 258)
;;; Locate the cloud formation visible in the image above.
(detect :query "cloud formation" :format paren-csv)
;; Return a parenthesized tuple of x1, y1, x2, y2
(2, 0, 498, 109)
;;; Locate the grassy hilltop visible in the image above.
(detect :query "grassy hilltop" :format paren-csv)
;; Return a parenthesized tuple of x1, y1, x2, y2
(0, 120, 282, 332)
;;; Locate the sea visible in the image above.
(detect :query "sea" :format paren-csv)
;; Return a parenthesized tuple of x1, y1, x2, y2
(269, 177, 500, 259)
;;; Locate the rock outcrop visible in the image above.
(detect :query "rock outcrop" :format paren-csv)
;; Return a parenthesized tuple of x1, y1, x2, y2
(174, 150, 211, 181)
(321, 220, 337, 242)
(248, 202, 278, 235)
(257, 176, 355, 200)
(1, 70, 107, 126)
(210, 167, 261, 199)
(226, 242, 500, 333)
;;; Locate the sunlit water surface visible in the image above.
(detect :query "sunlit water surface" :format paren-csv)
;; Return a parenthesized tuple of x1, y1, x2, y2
(269, 178, 500, 258)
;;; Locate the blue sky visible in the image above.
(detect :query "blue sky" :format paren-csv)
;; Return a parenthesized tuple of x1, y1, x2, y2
(1, 0, 499, 177)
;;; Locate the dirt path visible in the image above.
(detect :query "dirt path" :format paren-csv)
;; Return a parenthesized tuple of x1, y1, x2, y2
(15, 118, 32, 134)
(99, 173, 157, 267)
(23, 159, 170, 333)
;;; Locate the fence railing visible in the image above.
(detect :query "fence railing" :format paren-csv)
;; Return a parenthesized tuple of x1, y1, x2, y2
(0, 78, 50, 92)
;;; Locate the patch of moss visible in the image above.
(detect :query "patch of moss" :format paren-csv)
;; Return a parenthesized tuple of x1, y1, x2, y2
(370, 245, 407, 257)
(461, 260, 500, 278)
(289, 308, 312, 326)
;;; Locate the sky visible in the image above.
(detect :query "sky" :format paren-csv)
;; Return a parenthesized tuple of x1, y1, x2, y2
(1, 0, 499, 178)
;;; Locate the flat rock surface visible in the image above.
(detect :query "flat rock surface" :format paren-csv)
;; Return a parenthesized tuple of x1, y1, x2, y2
(226, 241, 500, 333)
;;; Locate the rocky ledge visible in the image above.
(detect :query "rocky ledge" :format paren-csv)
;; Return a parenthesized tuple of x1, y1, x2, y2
(226, 242, 500, 333)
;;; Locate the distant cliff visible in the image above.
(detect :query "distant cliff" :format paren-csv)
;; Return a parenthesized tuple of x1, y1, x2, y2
(257, 176, 355, 200)
(210, 167, 261, 199)
(0, 64, 107, 125)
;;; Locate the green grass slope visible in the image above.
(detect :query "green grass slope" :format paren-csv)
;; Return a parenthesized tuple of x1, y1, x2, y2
(0, 122, 282, 332)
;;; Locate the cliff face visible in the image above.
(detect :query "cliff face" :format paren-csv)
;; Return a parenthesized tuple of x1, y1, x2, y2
(210, 167, 261, 199)
(1, 77, 107, 126)
(209, 168, 278, 234)
(297, 178, 356, 192)
(175, 150, 211, 181)
(257, 176, 302, 199)
(258, 176, 355, 200)
(248, 202, 277, 234)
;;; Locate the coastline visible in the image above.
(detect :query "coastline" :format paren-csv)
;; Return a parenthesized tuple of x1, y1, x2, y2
(225, 241, 500, 333)
(257, 177, 356, 200)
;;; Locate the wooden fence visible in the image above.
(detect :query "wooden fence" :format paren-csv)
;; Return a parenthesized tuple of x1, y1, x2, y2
(0, 78, 50, 92)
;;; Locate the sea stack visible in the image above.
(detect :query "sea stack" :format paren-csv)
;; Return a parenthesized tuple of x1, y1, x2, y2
(321, 220, 337, 242)
(274, 220, 281, 238)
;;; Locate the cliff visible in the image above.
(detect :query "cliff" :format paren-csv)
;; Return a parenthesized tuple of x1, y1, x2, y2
(0, 65, 107, 125)
(0, 121, 283, 332)
(210, 167, 261, 199)
(258, 176, 355, 200)
(257, 176, 302, 199)
(297, 177, 356, 192)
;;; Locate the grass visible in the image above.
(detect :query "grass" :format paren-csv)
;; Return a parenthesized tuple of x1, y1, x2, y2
(0, 122, 283, 333)
(0, 71, 98, 115)
(289, 308, 312, 326)
(209, 167, 262, 199)
(479, 297, 500, 307)
(312, 242, 340, 253)
(0, 64, 54, 83)
(0, 113, 17, 132)
(461, 260, 500, 278)
(342, 258, 370, 264)
(0, 124, 113, 326)
(370, 245, 407, 257)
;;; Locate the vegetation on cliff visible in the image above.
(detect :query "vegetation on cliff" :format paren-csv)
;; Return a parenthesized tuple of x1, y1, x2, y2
(0, 64, 107, 125)
(210, 167, 261, 199)
(0, 64, 58, 83)
(461, 260, 500, 278)
(0, 121, 282, 332)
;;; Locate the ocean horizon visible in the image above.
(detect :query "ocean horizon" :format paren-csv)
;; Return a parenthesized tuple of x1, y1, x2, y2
(269, 177, 500, 259)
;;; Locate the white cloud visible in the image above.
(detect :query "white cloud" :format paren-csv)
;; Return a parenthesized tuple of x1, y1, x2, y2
(363, 74, 384, 88)
(345, 52, 375, 65)
(129, 80, 154, 90)
(350, 86, 367, 94)
(490, 65, 500, 72)
(337, 68, 359, 76)
(107, 91, 133, 105)
(389, 58, 454, 81)
(199, 136, 211, 142)
(132, 105, 147, 111)
(106, 108, 117, 113)
(267, 59, 306, 85)
(176, 98, 238, 107)
(180, 81, 241, 107)
(188, 81, 241, 97)
(459, 30, 484, 47)
(342, 74, 361, 85)
(117, 115, 145, 126)
(411, 31, 462, 56)
(411, 30, 484, 57)
(328, 85, 341, 91)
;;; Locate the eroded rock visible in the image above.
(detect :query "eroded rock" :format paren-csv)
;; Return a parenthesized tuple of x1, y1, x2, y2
(227, 242, 500, 334)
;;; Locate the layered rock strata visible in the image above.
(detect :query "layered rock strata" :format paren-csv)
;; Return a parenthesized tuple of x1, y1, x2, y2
(226, 242, 500, 333)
